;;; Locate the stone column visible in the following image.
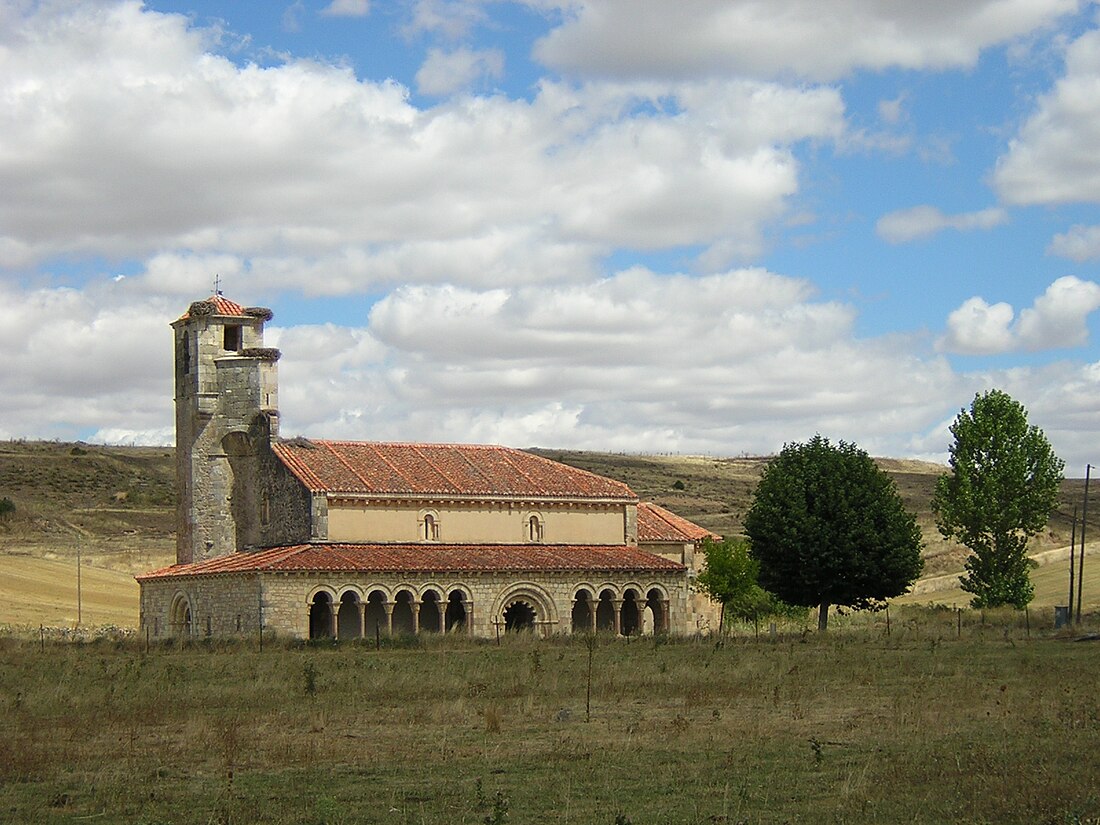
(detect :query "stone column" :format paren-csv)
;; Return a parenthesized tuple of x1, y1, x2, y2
(358, 602, 366, 639)
(384, 601, 394, 636)
(330, 605, 339, 639)
(588, 600, 597, 633)
(436, 600, 446, 631)
(612, 600, 622, 636)
(661, 599, 671, 634)
(466, 600, 474, 635)
(412, 600, 421, 635)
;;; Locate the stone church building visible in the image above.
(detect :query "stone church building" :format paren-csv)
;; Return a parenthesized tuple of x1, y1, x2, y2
(138, 295, 717, 640)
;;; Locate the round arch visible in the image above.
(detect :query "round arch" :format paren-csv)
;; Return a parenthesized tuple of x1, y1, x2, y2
(305, 584, 339, 606)
(336, 584, 365, 603)
(493, 582, 558, 635)
(169, 591, 193, 638)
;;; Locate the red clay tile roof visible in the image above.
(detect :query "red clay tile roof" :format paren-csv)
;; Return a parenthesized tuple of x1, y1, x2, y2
(273, 440, 638, 501)
(137, 543, 684, 579)
(637, 502, 716, 543)
(176, 294, 248, 321)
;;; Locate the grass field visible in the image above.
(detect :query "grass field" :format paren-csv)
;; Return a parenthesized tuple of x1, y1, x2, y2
(2, 617, 1098, 824)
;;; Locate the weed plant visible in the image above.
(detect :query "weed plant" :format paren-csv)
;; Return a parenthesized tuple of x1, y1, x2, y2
(1, 607, 1098, 824)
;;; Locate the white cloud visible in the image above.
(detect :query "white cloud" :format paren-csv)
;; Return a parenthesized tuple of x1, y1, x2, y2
(1048, 224, 1100, 260)
(533, 0, 1079, 81)
(1017, 275, 1100, 349)
(939, 297, 1016, 355)
(876, 206, 1008, 243)
(995, 26, 1100, 204)
(416, 47, 505, 95)
(938, 277, 1100, 354)
(321, 0, 370, 17)
(0, 3, 843, 284)
(878, 93, 907, 125)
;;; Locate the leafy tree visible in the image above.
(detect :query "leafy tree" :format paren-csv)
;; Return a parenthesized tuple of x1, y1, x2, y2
(932, 389, 1064, 609)
(696, 537, 802, 633)
(0, 497, 14, 520)
(744, 435, 924, 631)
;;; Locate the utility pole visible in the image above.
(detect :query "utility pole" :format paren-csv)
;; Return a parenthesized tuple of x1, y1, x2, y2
(1078, 464, 1091, 625)
(76, 540, 82, 628)
(1069, 506, 1077, 618)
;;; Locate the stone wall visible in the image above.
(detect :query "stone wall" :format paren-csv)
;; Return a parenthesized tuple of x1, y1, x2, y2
(141, 574, 262, 638)
(143, 569, 692, 639)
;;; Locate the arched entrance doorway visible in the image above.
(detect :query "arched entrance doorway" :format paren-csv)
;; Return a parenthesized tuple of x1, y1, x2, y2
(503, 600, 536, 632)
(170, 593, 193, 638)
(308, 591, 334, 639)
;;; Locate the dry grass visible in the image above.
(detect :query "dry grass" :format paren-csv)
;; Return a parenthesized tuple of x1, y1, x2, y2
(1, 617, 1098, 824)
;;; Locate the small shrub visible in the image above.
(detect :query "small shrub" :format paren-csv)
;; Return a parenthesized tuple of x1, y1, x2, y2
(0, 497, 14, 520)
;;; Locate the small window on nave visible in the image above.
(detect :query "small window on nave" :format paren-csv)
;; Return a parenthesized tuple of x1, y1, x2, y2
(527, 514, 544, 543)
(422, 513, 440, 541)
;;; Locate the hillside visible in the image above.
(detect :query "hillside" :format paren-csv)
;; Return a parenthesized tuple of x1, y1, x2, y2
(1, 440, 1096, 627)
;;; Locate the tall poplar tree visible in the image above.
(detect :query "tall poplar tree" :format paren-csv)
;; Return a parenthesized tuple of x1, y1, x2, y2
(932, 390, 1064, 609)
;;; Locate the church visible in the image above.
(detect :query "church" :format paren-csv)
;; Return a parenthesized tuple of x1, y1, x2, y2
(137, 295, 718, 639)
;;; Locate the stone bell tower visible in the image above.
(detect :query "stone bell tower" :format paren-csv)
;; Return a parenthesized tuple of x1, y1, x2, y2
(172, 295, 280, 565)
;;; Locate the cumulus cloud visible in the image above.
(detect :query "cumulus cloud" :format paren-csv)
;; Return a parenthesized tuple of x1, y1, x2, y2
(1017, 276, 1100, 349)
(876, 206, 1008, 243)
(533, 0, 1079, 81)
(939, 297, 1016, 355)
(938, 277, 1100, 354)
(270, 268, 962, 458)
(416, 47, 504, 95)
(995, 26, 1100, 204)
(1048, 224, 1100, 260)
(0, 283, 175, 443)
(321, 0, 370, 17)
(0, 2, 843, 283)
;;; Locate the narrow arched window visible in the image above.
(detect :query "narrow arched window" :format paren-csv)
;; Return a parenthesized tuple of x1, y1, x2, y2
(422, 513, 439, 541)
(527, 514, 543, 542)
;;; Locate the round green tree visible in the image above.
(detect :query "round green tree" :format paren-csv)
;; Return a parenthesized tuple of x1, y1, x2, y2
(932, 389, 1064, 609)
(744, 435, 924, 631)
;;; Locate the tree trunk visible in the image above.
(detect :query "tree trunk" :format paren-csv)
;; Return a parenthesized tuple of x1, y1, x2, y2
(818, 602, 830, 632)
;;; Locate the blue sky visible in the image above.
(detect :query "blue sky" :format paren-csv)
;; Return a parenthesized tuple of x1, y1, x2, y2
(2, 1, 1099, 471)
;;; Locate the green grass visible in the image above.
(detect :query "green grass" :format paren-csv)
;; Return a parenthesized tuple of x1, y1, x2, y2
(2, 613, 1099, 824)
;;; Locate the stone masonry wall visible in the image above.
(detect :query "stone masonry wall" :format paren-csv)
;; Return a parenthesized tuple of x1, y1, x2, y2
(141, 575, 262, 639)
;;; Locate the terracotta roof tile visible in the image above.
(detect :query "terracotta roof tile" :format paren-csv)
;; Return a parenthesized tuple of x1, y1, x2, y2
(176, 295, 248, 321)
(637, 502, 716, 543)
(272, 440, 638, 500)
(137, 543, 684, 579)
